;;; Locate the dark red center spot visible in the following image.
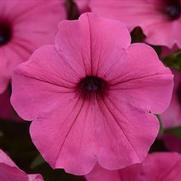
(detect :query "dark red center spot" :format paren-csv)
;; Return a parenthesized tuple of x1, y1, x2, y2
(165, 0, 181, 20)
(77, 75, 108, 98)
(0, 21, 12, 46)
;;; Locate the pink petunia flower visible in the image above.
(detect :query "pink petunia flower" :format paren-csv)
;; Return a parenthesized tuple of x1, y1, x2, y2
(161, 71, 181, 128)
(0, 0, 66, 94)
(11, 13, 173, 175)
(0, 149, 43, 181)
(88, 0, 181, 48)
(86, 152, 181, 181)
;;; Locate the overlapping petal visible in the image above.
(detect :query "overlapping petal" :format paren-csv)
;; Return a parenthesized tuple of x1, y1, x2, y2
(89, 0, 164, 29)
(86, 152, 181, 181)
(55, 13, 131, 75)
(89, 0, 181, 48)
(0, 149, 43, 181)
(161, 71, 181, 128)
(11, 45, 78, 120)
(105, 43, 173, 114)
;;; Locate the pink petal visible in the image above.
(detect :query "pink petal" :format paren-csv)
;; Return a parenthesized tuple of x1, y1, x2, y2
(89, 0, 181, 48)
(144, 21, 179, 48)
(86, 152, 181, 181)
(89, 0, 165, 31)
(30, 99, 97, 175)
(161, 71, 181, 128)
(30, 98, 158, 174)
(86, 164, 120, 181)
(95, 98, 159, 170)
(0, 149, 44, 181)
(55, 13, 131, 75)
(28, 174, 44, 181)
(161, 96, 181, 128)
(140, 152, 181, 181)
(11, 0, 66, 46)
(86, 164, 141, 181)
(106, 43, 173, 114)
(0, 150, 17, 167)
(11, 45, 79, 120)
(0, 0, 66, 94)
(0, 165, 28, 181)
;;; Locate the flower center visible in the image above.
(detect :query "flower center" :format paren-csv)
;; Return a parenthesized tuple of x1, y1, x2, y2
(77, 75, 108, 98)
(0, 21, 12, 46)
(176, 83, 181, 104)
(165, 0, 181, 20)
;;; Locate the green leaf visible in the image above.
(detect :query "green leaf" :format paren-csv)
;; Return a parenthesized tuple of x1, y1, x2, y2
(163, 50, 181, 70)
(30, 154, 45, 169)
(164, 126, 181, 137)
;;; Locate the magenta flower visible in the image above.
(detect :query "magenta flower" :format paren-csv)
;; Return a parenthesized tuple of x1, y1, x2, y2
(0, 149, 43, 181)
(11, 13, 173, 175)
(86, 152, 181, 181)
(89, 0, 181, 48)
(161, 71, 181, 128)
(0, 0, 66, 94)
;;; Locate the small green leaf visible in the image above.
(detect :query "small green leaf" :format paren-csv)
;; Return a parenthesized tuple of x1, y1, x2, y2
(30, 154, 45, 169)
(164, 126, 181, 137)
(163, 50, 181, 70)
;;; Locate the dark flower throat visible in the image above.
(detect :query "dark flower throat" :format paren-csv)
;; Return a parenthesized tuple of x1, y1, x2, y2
(0, 21, 12, 46)
(77, 75, 108, 98)
(165, 0, 181, 20)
